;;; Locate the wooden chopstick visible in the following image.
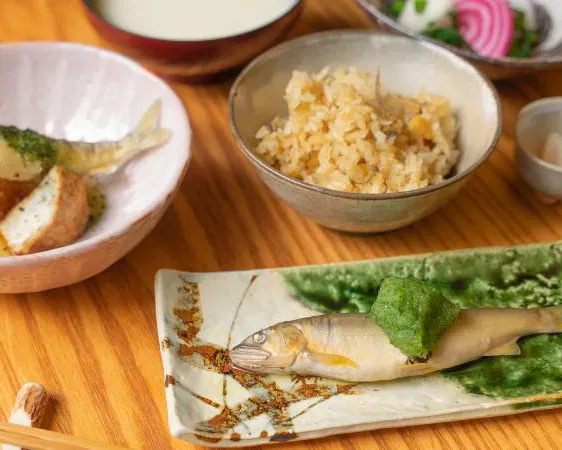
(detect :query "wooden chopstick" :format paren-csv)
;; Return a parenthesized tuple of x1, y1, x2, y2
(3, 383, 49, 450)
(0, 383, 128, 450)
(0, 423, 128, 450)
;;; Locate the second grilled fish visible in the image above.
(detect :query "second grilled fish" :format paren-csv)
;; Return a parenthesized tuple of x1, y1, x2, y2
(0, 100, 170, 181)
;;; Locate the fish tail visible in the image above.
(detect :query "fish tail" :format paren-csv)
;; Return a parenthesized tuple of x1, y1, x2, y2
(130, 99, 172, 147)
(538, 306, 562, 333)
(88, 100, 171, 174)
(135, 99, 162, 135)
(58, 100, 171, 175)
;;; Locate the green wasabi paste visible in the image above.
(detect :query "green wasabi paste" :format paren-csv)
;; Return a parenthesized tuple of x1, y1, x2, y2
(369, 278, 460, 359)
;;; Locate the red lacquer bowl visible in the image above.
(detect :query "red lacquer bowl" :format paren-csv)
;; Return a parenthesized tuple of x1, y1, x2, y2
(82, 0, 303, 82)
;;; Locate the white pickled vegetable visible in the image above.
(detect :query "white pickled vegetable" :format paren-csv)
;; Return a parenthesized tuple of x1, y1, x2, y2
(542, 132, 562, 168)
(397, 0, 453, 33)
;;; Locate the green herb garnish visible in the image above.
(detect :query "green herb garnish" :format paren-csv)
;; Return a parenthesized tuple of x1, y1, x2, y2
(390, 0, 406, 17)
(86, 183, 106, 229)
(0, 125, 57, 169)
(423, 27, 466, 47)
(508, 9, 539, 58)
(422, 10, 471, 49)
(414, 0, 427, 14)
(514, 8, 526, 30)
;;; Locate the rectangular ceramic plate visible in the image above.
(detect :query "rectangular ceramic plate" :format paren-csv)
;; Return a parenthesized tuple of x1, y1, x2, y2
(155, 241, 562, 447)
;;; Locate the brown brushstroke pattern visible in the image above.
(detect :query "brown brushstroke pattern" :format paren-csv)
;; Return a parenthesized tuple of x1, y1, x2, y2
(164, 375, 175, 387)
(167, 278, 355, 444)
(270, 431, 299, 442)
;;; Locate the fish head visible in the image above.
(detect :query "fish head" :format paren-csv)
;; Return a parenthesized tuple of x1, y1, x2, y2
(230, 323, 306, 373)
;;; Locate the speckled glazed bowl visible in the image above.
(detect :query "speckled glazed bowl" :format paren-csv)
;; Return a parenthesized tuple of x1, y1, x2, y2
(0, 42, 191, 293)
(82, 0, 303, 82)
(229, 31, 502, 233)
(356, 0, 562, 79)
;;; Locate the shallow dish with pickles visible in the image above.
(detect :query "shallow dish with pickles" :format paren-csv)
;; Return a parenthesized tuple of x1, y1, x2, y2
(356, 0, 562, 79)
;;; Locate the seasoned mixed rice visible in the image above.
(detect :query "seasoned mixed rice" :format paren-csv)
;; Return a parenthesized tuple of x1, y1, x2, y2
(255, 67, 460, 193)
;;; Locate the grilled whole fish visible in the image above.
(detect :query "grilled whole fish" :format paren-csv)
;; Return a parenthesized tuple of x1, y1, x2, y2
(230, 307, 562, 382)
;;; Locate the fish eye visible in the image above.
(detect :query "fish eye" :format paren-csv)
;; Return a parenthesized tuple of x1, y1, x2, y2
(253, 332, 267, 344)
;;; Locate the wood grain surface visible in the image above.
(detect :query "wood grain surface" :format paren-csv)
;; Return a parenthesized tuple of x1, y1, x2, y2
(1, 0, 562, 449)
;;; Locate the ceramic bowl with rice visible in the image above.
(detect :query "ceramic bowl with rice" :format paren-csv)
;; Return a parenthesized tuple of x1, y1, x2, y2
(229, 31, 501, 232)
(255, 67, 460, 195)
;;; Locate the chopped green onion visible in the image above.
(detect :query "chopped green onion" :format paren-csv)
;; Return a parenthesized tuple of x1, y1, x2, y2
(513, 9, 526, 32)
(415, 0, 428, 14)
(421, 8, 467, 48)
(390, 0, 406, 17)
(423, 27, 466, 47)
(508, 8, 540, 58)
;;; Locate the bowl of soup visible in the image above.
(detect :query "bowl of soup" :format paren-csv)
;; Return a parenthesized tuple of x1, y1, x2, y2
(83, 0, 303, 82)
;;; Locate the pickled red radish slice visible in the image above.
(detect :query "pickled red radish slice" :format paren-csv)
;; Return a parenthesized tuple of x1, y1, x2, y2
(455, 0, 514, 58)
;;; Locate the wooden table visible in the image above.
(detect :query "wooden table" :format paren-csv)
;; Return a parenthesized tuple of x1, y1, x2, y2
(1, 0, 562, 449)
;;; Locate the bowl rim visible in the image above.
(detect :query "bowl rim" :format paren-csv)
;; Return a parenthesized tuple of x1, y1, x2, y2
(516, 96, 562, 174)
(0, 41, 191, 267)
(229, 30, 503, 201)
(355, 0, 562, 68)
(82, 0, 303, 44)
